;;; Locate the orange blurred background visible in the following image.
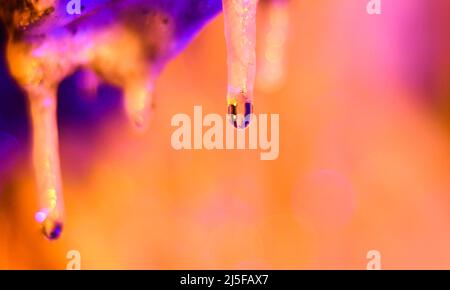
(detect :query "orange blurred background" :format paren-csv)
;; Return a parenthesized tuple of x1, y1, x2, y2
(0, 0, 449, 269)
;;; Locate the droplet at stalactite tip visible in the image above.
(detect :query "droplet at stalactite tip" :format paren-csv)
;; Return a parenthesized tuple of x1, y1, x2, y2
(124, 83, 154, 132)
(223, 0, 258, 129)
(227, 92, 254, 129)
(29, 87, 64, 240)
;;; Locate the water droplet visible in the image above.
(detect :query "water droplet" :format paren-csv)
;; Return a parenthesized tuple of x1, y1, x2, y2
(132, 108, 152, 131)
(41, 218, 63, 240)
(227, 93, 254, 129)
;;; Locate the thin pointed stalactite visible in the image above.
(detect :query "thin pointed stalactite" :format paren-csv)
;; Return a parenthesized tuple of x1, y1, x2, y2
(29, 87, 64, 240)
(223, 0, 258, 129)
(257, 0, 289, 92)
(124, 81, 154, 132)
